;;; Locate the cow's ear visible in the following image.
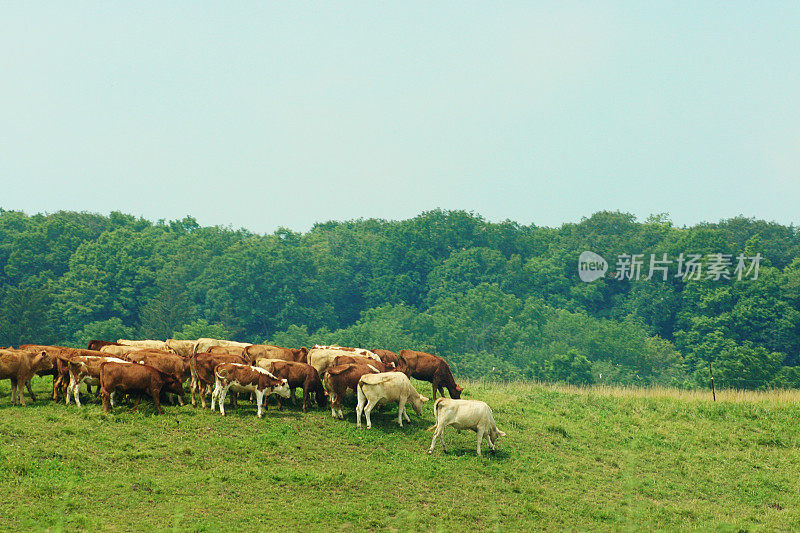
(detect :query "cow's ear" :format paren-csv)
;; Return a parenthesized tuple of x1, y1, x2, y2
(420, 395, 429, 402)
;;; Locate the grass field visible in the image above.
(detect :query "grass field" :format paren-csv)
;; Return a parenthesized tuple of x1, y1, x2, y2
(1, 378, 799, 532)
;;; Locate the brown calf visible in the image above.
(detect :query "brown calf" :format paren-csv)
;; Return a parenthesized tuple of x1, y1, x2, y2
(190, 352, 246, 408)
(254, 359, 325, 412)
(100, 361, 185, 415)
(332, 355, 393, 372)
(0, 348, 51, 406)
(323, 363, 382, 420)
(396, 349, 463, 401)
(372, 349, 401, 368)
(211, 363, 290, 418)
(125, 352, 190, 406)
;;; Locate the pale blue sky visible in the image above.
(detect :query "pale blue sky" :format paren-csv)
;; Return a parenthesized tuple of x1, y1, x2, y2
(2, 3, 798, 232)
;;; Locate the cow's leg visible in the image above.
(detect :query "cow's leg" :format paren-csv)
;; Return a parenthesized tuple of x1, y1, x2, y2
(219, 385, 230, 416)
(86, 384, 92, 395)
(152, 387, 163, 415)
(476, 427, 485, 456)
(364, 399, 376, 429)
(131, 395, 142, 412)
(486, 431, 496, 453)
(211, 381, 220, 411)
(356, 391, 365, 429)
(26, 380, 36, 402)
(302, 387, 309, 413)
(256, 389, 265, 418)
(10, 379, 18, 405)
(74, 379, 83, 407)
(330, 392, 338, 418)
(428, 424, 445, 454)
(200, 382, 209, 409)
(101, 389, 112, 413)
(431, 379, 439, 402)
(290, 387, 297, 405)
(190, 373, 197, 407)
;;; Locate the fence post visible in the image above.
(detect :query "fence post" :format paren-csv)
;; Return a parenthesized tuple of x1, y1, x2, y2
(709, 361, 716, 402)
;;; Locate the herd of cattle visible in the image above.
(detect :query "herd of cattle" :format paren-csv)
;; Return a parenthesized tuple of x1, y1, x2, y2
(0, 339, 506, 455)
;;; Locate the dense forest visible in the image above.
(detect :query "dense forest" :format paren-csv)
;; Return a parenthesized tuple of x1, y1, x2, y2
(0, 208, 798, 389)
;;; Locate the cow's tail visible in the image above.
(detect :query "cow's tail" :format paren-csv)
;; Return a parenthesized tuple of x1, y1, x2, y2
(427, 397, 446, 431)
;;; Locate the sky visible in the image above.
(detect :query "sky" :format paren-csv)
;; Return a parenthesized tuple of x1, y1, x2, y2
(1, 3, 799, 233)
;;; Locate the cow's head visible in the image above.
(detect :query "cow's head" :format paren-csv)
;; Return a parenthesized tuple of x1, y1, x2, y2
(452, 385, 464, 399)
(164, 374, 185, 396)
(272, 378, 291, 399)
(411, 393, 429, 416)
(293, 347, 309, 362)
(395, 356, 411, 376)
(30, 350, 53, 372)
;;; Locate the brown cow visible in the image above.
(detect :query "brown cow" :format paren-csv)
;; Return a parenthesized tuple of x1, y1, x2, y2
(396, 349, 463, 401)
(124, 352, 191, 406)
(62, 354, 131, 406)
(210, 363, 290, 418)
(372, 349, 401, 368)
(254, 359, 325, 412)
(244, 344, 308, 364)
(87, 340, 123, 351)
(100, 361, 185, 414)
(0, 348, 51, 406)
(18, 344, 73, 400)
(332, 355, 394, 373)
(190, 352, 247, 408)
(323, 363, 382, 420)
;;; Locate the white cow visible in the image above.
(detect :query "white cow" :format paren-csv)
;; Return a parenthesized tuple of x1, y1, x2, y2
(427, 398, 506, 456)
(355, 372, 429, 429)
(165, 339, 197, 358)
(308, 347, 381, 377)
(194, 338, 252, 356)
(116, 339, 171, 351)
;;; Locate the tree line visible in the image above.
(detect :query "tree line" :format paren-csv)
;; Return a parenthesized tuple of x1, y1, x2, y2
(1, 208, 798, 389)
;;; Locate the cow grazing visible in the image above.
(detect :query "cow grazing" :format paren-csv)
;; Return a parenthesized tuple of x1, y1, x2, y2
(62, 355, 131, 406)
(356, 372, 428, 429)
(211, 363, 290, 418)
(100, 361, 185, 415)
(254, 359, 325, 412)
(0, 348, 51, 406)
(190, 352, 247, 408)
(244, 344, 308, 364)
(397, 349, 463, 401)
(322, 363, 382, 420)
(165, 339, 197, 358)
(125, 351, 190, 405)
(427, 398, 506, 456)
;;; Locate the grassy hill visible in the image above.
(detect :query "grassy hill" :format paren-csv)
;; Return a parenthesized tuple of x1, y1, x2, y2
(1, 379, 798, 531)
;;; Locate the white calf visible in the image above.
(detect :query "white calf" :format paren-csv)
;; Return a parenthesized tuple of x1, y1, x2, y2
(356, 372, 428, 429)
(427, 398, 506, 456)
